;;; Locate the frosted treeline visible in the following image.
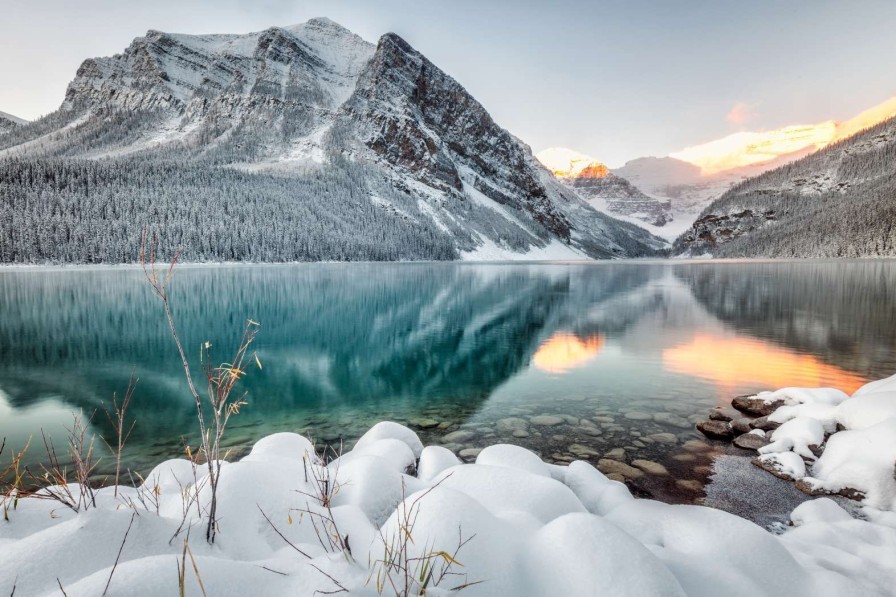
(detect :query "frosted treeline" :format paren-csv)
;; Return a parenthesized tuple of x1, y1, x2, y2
(0, 156, 465, 263)
(674, 116, 896, 257)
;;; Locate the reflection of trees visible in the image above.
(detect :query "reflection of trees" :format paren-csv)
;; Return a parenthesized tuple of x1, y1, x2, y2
(0, 264, 654, 442)
(675, 261, 896, 378)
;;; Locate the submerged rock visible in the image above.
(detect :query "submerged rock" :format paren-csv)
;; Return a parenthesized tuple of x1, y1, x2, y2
(623, 411, 652, 420)
(632, 459, 669, 476)
(531, 415, 564, 426)
(442, 430, 476, 443)
(410, 418, 440, 429)
(675, 479, 703, 492)
(496, 417, 529, 433)
(653, 412, 692, 429)
(458, 447, 482, 459)
(604, 447, 627, 461)
(568, 444, 601, 458)
(597, 458, 645, 479)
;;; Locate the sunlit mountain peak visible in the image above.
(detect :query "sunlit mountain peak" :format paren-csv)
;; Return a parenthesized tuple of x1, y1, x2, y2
(671, 122, 837, 175)
(670, 95, 896, 175)
(536, 147, 608, 178)
(833, 95, 896, 142)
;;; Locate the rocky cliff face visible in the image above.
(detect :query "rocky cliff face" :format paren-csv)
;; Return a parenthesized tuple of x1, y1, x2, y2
(566, 168, 671, 227)
(0, 19, 664, 260)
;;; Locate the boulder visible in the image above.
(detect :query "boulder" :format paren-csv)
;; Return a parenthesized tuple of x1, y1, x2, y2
(696, 420, 734, 441)
(749, 416, 781, 432)
(733, 433, 769, 451)
(731, 418, 753, 435)
(732, 395, 784, 417)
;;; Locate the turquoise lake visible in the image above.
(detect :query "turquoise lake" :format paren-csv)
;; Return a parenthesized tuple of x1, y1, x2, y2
(1, 260, 894, 503)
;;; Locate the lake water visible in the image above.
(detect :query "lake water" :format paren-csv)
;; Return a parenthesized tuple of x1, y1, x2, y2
(2, 260, 895, 504)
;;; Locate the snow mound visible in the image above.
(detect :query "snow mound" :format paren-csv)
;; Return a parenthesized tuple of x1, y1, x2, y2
(1, 422, 895, 596)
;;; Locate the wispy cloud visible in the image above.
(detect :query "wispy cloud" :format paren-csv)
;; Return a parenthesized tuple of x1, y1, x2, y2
(726, 102, 755, 125)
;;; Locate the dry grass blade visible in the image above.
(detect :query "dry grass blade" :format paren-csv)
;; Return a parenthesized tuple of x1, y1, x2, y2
(1, 437, 31, 521)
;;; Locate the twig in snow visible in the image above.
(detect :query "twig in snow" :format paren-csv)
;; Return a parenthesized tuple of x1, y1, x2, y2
(103, 512, 136, 595)
(257, 504, 312, 559)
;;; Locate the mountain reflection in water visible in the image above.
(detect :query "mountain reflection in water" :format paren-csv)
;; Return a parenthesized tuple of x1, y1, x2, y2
(0, 261, 893, 484)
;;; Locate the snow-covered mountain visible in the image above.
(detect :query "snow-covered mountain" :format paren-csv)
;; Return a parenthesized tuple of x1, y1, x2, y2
(0, 19, 664, 263)
(606, 96, 896, 242)
(612, 156, 747, 237)
(673, 114, 896, 257)
(535, 148, 671, 227)
(0, 110, 27, 134)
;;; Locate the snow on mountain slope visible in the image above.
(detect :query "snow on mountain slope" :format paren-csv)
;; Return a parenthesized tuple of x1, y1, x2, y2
(671, 96, 896, 176)
(673, 114, 896, 257)
(0, 19, 665, 262)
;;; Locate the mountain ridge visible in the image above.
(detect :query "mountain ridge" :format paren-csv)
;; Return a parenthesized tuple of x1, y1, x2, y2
(0, 20, 665, 263)
(673, 114, 896, 257)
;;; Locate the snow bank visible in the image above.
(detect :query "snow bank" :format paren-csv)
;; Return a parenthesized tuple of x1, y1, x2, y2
(1, 424, 895, 596)
(746, 372, 896, 511)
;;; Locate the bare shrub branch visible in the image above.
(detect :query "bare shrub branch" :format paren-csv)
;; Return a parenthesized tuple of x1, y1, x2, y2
(141, 229, 260, 543)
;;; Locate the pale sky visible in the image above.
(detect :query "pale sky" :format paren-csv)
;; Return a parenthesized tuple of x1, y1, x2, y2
(1, 0, 895, 166)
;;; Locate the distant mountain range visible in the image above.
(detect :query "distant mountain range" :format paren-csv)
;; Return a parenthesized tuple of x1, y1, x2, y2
(542, 96, 896, 244)
(536, 148, 671, 227)
(0, 18, 664, 264)
(0, 111, 27, 134)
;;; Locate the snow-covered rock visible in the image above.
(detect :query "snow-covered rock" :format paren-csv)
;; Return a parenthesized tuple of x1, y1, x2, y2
(745, 373, 896, 511)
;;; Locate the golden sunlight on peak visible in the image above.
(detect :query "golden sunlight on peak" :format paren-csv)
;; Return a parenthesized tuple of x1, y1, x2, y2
(662, 334, 866, 404)
(670, 122, 837, 175)
(535, 147, 608, 178)
(671, 96, 896, 176)
(532, 332, 605, 374)
(833, 96, 896, 142)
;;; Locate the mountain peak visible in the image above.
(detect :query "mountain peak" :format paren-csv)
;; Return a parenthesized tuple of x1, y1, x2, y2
(670, 95, 896, 176)
(303, 16, 346, 29)
(535, 147, 607, 178)
(0, 19, 665, 261)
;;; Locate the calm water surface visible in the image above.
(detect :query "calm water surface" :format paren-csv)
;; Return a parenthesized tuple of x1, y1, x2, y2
(2, 260, 895, 503)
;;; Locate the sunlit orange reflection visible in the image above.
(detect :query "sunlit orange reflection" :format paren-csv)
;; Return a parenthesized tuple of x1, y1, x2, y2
(533, 332, 604, 373)
(663, 334, 866, 402)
